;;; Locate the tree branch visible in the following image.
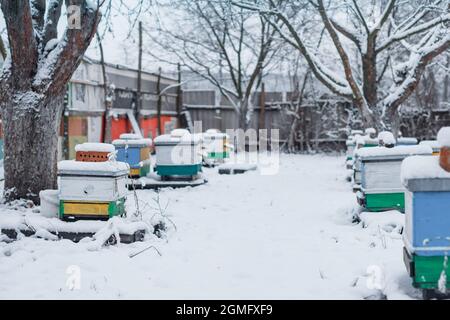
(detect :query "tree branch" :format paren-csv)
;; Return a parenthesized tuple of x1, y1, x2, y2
(0, 0, 38, 83)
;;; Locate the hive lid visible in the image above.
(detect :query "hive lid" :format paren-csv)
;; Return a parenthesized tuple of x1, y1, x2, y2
(419, 140, 441, 150)
(58, 160, 129, 177)
(154, 130, 201, 146)
(113, 138, 153, 147)
(356, 145, 432, 161)
(203, 129, 228, 139)
(397, 137, 418, 145)
(402, 155, 450, 191)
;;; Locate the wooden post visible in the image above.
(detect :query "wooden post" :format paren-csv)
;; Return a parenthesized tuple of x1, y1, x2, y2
(63, 85, 70, 160)
(259, 82, 266, 131)
(97, 32, 112, 143)
(136, 21, 143, 127)
(176, 63, 182, 128)
(157, 67, 162, 135)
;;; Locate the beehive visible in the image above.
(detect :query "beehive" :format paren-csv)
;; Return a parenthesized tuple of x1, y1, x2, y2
(402, 155, 450, 291)
(356, 145, 432, 212)
(113, 134, 153, 178)
(154, 129, 202, 178)
(420, 140, 441, 156)
(202, 129, 231, 164)
(58, 160, 129, 221)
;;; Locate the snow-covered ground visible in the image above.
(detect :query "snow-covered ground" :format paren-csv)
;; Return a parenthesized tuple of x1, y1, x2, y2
(0, 155, 420, 299)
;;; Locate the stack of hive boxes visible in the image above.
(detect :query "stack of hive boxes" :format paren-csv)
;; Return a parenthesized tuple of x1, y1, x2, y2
(58, 143, 129, 221)
(402, 127, 450, 298)
(356, 142, 432, 212)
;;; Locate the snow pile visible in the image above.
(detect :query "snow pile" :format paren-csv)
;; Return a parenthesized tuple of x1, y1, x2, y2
(39, 190, 59, 218)
(401, 155, 450, 184)
(365, 128, 377, 136)
(437, 127, 450, 147)
(378, 131, 396, 146)
(58, 160, 130, 173)
(75, 143, 115, 153)
(356, 145, 432, 159)
(355, 135, 378, 146)
(0, 211, 151, 236)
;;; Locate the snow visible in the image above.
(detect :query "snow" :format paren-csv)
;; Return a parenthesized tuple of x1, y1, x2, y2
(356, 145, 432, 159)
(154, 131, 201, 145)
(0, 155, 419, 299)
(397, 138, 418, 145)
(58, 160, 129, 174)
(113, 139, 153, 146)
(437, 127, 450, 147)
(365, 128, 377, 136)
(401, 156, 450, 184)
(74, 143, 115, 153)
(378, 131, 396, 146)
(119, 134, 143, 140)
(419, 140, 441, 149)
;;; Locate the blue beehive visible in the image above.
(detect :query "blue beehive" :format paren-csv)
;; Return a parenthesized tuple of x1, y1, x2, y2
(113, 134, 153, 178)
(402, 149, 450, 298)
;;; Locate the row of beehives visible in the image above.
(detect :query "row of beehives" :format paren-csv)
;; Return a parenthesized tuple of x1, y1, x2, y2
(41, 128, 232, 222)
(345, 127, 450, 299)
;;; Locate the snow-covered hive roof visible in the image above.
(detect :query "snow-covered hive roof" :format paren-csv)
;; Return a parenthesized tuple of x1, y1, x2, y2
(119, 133, 143, 140)
(419, 140, 441, 149)
(58, 160, 130, 177)
(74, 143, 115, 153)
(397, 137, 418, 145)
(154, 129, 201, 146)
(437, 127, 450, 148)
(356, 145, 433, 161)
(113, 138, 153, 147)
(355, 135, 378, 146)
(401, 156, 450, 192)
(204, 129, 228, 139)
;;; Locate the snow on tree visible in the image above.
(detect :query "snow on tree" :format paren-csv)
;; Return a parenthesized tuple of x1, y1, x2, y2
(235, 0, 450, 131)
(0, 0, 101, 203)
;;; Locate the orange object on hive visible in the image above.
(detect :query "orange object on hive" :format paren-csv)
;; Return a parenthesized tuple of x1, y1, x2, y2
(74, 143, 115, 163)
(75, 151, 110, 162)
(439, 147, 450, 172)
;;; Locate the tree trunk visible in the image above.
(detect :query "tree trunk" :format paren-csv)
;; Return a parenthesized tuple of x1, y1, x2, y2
(2, 94, 64, 203)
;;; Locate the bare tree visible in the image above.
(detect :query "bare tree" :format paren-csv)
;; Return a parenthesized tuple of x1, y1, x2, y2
(0, 0, 101, 203)
(147, 0, 281, 129)
(236, 0, 450, 131)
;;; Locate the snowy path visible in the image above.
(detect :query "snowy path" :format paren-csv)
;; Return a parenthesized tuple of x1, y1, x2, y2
(0, 155, 419, 299)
